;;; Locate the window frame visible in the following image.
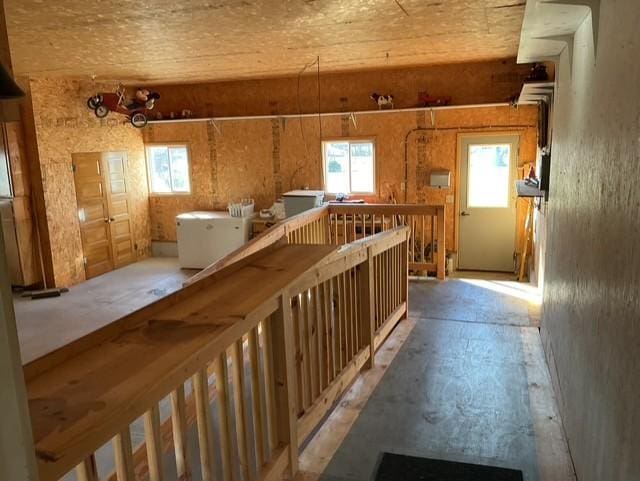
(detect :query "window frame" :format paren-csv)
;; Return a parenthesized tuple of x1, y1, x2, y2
(322, 137, 377, 195)
(144, 143, 192, 196)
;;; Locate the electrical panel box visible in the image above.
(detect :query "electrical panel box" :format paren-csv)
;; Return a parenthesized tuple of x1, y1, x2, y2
(430, 170, 451, 189)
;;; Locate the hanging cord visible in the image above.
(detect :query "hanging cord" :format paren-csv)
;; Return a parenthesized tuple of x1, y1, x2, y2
(296, 57, 319, 175)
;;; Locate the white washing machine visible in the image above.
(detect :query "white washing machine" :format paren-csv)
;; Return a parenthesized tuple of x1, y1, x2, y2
(176, 211, 252, 269)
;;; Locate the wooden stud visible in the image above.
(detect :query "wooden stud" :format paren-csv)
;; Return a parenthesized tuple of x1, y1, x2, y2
(144, 404, 164, 481)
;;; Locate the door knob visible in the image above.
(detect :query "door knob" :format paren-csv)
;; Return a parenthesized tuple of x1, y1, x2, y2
(461, 211, 470, 216)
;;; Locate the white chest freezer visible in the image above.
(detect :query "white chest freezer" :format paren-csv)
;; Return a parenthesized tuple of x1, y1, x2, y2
(176, 211, 252, 269)
(282, 190, 325, 217)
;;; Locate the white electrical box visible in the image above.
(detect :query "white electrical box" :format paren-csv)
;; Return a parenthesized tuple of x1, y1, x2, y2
(430, 170, 451, 189)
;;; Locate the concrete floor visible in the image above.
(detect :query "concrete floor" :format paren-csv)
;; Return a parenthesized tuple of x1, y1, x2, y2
(305, 276, 573, 481)
(14, 257, 196, 364)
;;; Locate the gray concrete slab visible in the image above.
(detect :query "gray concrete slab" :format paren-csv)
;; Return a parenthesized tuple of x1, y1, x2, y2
(14, 257, 197, 363)
(320, 276, 558, 481)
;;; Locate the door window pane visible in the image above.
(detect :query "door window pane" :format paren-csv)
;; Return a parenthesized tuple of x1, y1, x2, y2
(467, 144, 510, 207)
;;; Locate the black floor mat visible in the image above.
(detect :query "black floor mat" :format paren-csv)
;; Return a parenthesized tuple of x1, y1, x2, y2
(374, 453, 523, 481)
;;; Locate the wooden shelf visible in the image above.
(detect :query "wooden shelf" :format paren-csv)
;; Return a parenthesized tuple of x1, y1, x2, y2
(516, 180, 545, 198)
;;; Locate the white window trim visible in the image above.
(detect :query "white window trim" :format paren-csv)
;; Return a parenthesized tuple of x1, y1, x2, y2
(145, 143, 192, 196)
(322, 139, 376, 195)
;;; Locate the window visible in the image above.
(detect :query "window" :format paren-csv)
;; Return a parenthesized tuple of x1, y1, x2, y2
(467, 143, 511, 208)
(323, 139, 375, 194)
(146, 145, 191, 194)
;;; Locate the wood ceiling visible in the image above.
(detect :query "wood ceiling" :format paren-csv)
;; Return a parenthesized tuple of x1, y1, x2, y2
(5, 0, 526, 84)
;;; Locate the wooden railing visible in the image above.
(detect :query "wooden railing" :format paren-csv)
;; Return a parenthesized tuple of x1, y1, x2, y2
(186, 203, 445, 287)
(328, 204, 446, 280)
(25, 227, 409, 481)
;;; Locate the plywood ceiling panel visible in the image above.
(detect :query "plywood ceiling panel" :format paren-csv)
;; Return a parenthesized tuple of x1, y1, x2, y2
(5, 0, 525, 83)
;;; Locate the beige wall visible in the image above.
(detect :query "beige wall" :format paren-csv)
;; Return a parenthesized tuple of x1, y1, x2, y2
(29, 78, 151, 287)
(541, 3, 640, 480)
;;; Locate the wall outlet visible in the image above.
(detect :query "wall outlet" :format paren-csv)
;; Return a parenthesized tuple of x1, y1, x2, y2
(445, 194, 454, 204)
(400, 182, 406, 192)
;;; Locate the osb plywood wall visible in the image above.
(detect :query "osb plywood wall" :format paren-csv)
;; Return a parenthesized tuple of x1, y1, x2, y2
(145, 104, 538, 249)
(4, 121, 40, 285)
(29, 78, 151, 287)
(148, 59, 532, 118)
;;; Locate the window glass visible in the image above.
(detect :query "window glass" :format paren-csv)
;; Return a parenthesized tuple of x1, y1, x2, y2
(350, 142, 374, 193)
(168, 147, 190, 192)
(323, 140, 375, 194)
(467, 144, 510, 207)
(146, 145, 190, 194)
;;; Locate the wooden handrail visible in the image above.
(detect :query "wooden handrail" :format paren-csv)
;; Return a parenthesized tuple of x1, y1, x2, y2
(26, 227, 410, 481)
(183, 205, 329, 287)
(183, 202, 446, 288)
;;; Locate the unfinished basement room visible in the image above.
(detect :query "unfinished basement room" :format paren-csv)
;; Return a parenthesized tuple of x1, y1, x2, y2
(1, 1, 638, 481)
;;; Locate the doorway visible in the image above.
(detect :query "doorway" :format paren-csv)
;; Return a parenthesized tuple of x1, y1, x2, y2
(458, 135, 518, 272)
(72, 151, 136, 279)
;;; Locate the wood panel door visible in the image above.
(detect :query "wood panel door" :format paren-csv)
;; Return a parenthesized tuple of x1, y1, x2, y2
(73, 152, 136, 279)
(103, 152, 136, 268)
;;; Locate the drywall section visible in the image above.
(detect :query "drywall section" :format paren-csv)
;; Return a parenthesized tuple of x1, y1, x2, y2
(29, 78, 151, 287)
(541, 3, 640, 481)
(147, 59, 533, 118)
(144, 105, 538, 250)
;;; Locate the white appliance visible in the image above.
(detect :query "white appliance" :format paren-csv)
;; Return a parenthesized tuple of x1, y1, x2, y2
(282, 190, 324, 217)
(176, 211, 252, 269)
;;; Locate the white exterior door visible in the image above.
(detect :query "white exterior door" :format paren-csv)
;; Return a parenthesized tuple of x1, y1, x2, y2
(458, 135, 518, 272)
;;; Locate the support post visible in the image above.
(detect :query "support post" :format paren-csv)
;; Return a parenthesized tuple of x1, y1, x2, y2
(270, 294, 299, 477)
(359, 247, 376, 368)
(436, 206, 446, 280)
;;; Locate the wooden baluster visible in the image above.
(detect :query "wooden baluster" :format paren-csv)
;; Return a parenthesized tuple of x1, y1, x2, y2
(402, 230, 409, 317)
(333, 275, 342, 370)
(261, 318, 279, 453)
(307, 289, 319, 402)
(431, 215, 436, 263)
(343, 270, 352, 362)
(144, 404, 164, 481)
(75, 455, 98, 481)
(421, 215, 426, 265)
(113, 428, 135, 481)
(327, 279, 337, 382)
(231, 340, 252, 481)
(171, 385, 192, 481)
(300, 293, 312, 410)
(271, 295, 299, 477)
(291, 294, 304, 415)
(350, 268, 357, 356)
(193, 369, 216, 481)
(213, 353, 233, 481)
(315, 284, 327, 391)
(340, 271, 348, 367)
(360, 247, 376, 367)
(342, 214, 347, 245)
(248, 327, 266, 469)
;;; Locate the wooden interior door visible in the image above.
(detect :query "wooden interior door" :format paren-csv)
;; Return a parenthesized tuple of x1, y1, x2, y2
(103, 152, 136, 268)
(72, 152, 136, 279)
